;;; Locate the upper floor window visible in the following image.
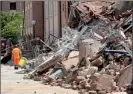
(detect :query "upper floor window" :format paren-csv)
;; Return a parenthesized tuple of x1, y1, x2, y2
(10, 2, 16, 10)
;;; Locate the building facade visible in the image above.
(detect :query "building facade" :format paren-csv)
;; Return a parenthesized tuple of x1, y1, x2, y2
(43, 1, 61, 44)
(0, 1, 24, 12)
(24, 1, 44, 40)
(24, 1, 71, 44)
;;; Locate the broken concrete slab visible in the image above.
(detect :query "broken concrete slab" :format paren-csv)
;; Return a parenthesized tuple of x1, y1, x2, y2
(117, 64, 132, 88)
(78, 66, 98, 77)
(49, 69, 64, 79)
(79, 39, 94, 61)
(79, 39, 101, 61)
(95, 74, 114, 93)
(62, 51, 79, 71)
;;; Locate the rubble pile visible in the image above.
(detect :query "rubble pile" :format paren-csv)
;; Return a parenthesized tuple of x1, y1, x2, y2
(24, 1, 132, 94)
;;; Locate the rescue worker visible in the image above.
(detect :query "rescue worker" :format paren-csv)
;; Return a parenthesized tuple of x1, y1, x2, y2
(12, 45, 22, 69)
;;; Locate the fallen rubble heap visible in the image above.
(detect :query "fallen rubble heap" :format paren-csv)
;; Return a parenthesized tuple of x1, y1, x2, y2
(23, 1, 132, 94)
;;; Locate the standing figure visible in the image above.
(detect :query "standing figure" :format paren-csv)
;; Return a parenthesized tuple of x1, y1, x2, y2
(12, 45, 22, 69)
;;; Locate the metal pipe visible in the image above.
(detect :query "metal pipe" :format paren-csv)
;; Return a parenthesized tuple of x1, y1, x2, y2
(104, 49, 128, 54)
(39, 38, 54, 51)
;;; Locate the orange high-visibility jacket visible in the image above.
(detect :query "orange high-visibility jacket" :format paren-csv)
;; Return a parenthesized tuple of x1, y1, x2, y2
(12, 48, 22, 65)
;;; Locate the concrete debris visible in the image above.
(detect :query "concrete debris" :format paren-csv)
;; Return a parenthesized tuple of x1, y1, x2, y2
(107, 92, 127, 94)
(22, 1, 132, 94)
(117, 64, 132, 88)
(95, 74, 114, 93)
(62, 51, 79, 71)
(79, 39, 101, 61)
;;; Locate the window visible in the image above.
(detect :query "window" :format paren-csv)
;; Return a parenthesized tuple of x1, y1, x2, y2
(10, 2, 16, 10)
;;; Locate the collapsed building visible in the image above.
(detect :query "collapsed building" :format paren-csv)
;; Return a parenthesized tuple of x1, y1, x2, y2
(21, 1, 132, 94)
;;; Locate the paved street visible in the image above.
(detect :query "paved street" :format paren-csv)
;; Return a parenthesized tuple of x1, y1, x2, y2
(1, 65, 78, 94)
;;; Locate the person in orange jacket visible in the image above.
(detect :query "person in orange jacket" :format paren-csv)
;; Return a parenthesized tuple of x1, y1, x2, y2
(12, 45, 22, 69)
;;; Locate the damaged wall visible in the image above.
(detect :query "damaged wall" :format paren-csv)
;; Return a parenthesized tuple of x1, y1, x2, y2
(113, 1, 133, 17)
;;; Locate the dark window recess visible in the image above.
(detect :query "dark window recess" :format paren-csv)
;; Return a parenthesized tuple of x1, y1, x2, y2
(10, 2, 16, 10)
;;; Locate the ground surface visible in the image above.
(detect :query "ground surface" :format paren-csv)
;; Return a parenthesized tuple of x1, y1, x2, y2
(1, 65, 78, 94)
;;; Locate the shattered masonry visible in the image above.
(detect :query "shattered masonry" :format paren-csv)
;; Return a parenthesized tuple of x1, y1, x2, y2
(22, 1, 132, 94)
